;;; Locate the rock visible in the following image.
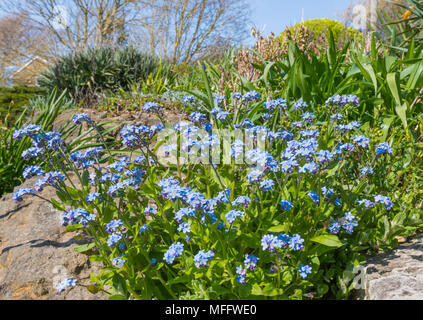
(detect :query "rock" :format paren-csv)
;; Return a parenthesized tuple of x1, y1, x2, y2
(353, 234, 423, 300)
(0, 177, 107, 300)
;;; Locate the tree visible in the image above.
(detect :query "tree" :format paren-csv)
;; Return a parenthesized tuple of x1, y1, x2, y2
(134, 0, 251, 64)
(0, 12, 54, 85)
(0, 0, 140, 53)
(0, 0, 251, 65)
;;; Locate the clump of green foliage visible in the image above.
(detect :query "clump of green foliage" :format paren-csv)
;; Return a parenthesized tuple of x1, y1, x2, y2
(0, 86, 45, 122)
(0, 89, 75, 195)
(37, 47, 167, 105)
(280, 19, 360, 52)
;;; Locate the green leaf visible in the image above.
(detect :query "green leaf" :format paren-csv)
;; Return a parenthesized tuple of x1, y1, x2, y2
(251, 283, 263, 296)
(395, 102, 408, 130)
(82, 169, 89, 188)
(268, 225, 289, 233)
(87, 285, 101, 294)
(381, 116, 395, 141)
(50, 198, 65, 211)
(65, 224, 83, 232)
(310, 234, 344, 248)
(74, 242, 96, 253)
(387, 72, 402, 106)
(89, 255, 103, 262)
(262, 283, 284, 296)
(167, 275, 191, 285)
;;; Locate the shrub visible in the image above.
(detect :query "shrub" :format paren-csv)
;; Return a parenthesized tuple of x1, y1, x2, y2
(37, 47, 162, 106)
(281, 19, 359, 50)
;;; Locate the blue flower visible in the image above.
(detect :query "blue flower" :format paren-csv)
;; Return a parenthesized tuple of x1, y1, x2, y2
(247, 169, 264, 183)
(22, 166, 44, 179)
(225, 210, 244, 224)
(215, 188, 231, 203)
(105, 219, 124, 233)
(144, 207, 157, 215)
(329, 220, 341, 234)
(215, 95, 226, 105)
(260, 179, 275, 191)
(288, 234, 305, 251)
(86, 192, 101, 203)
(193, 250, 215, 267)
(342, 219, 358, 234)
(308, 191, 320, 204)
(13, 188, 34, 202)
(236, 265, 247, 284)
(242, 90, 260, 102)
(352, 135, 370, 148)
(133, 155, 145, 164)
(56, 278, 77, 293)
(280, 160, 298, 173)
(301, 112, 315, 123)
(143, 102, 161, 113)
(330, 113, 343, 120)
(261, 234, 283, 251)
(375, 142, 393, 155)
(174, 207, 196, 222)
(294, 99, 308, 110)
(357, 199, 375, 209)
(60, 208, 92, 226)
(232, 196, 251, 208)
(163, 242, 184, 264)
(177, 221, 191, 234)
(279, 200, 293, 211)
(299, 162, 319, 174)
(298, 264, 312, 279)
(374, 195, 393, 210)
(185, 191, 206, 209)
(107, 233, 123, 247)
(13, 124, 43, 140)
(112, 256, 125, 267)
(45, 171, 65, 184)
(72, 113, 93, 125)
(202, 122, 213, 132)
(216, 111, 230, 121)
(321, 186, 334, 200)
(22, 147, 44, 160)
(232, 92, 242, 100)
(139, 224, 149, 234)
(360, 166, 373, 176)
(315, 150, 332, 164)
(344, 211, 355, 221)
(107, 160, 128, 173)
(190, 112, 207, 123)
(301, 129, 319, 138)
(182, 95, 195, 104)
(244, 254, 259, 270)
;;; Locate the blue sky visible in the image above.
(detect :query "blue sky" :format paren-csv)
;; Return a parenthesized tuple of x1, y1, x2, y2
(247, 0, 353, 39)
